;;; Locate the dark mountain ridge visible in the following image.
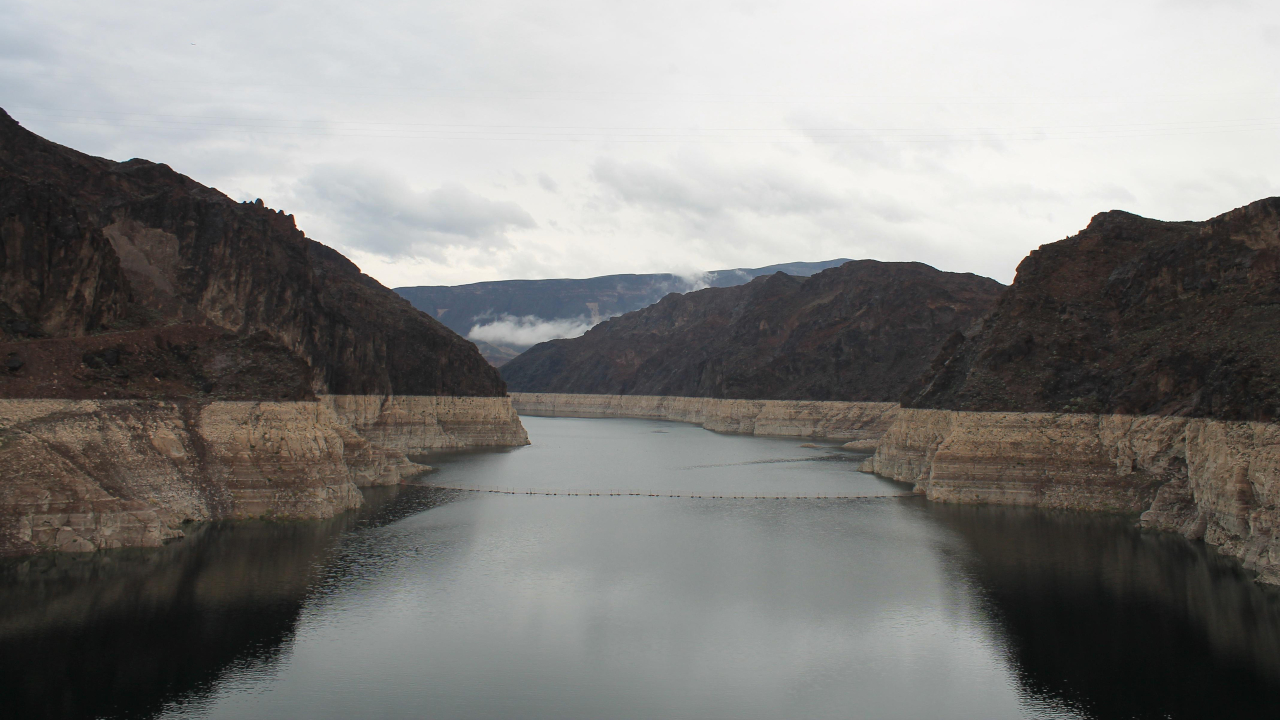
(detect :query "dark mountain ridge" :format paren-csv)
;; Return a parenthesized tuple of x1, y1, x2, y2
(501, 260, 1005, 401)
(396, 259, 853, 339)
(904, 198, 1280, 421)
(0, 108, 504, 399)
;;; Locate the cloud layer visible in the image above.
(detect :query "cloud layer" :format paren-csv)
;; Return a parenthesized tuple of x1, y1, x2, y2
(2, 0, 1277, 287)
(467, 314, 596, 348)
(295, 164, 535, 258)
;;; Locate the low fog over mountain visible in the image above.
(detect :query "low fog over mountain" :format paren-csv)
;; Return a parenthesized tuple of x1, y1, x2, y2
(396, 259, 850, 365)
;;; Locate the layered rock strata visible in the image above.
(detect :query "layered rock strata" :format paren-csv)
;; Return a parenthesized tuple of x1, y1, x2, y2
(0, 395, 528, 556)
(324, 395, 530, 453)
(510, 392, 898, 441)
(868, 409, 1280, 583)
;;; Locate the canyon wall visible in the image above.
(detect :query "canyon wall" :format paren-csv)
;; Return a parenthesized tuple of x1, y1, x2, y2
(903, 198, 1280, 421)
(1, 107, 506, 398)
(325, 395, 529, 453)
(0, 396, 528, 556)
(513, 392, 1280, 583)
(510, 392, 898, 441)
(867, 409, 1280, 583)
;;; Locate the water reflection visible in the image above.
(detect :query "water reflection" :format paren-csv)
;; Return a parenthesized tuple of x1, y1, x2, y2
(0, 485, 459, 720)
(3, 418, 1280, 719)
(931, 505, 1280, 718)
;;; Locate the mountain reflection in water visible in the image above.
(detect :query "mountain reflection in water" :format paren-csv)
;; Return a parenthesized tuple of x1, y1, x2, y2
(932, 504, 1280, 718)
(1, 416, 1278, 719)
(0, 486, 458, 720)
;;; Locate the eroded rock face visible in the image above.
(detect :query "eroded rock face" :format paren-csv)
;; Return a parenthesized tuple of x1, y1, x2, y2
(868, 409, 1280, 583)
(906, 198, 1280, 420)
(502, 261, 1004, 401)
(0, 325, 316, 401)
(0, 395, 528, 556)
(326, 395, 529, 453)
(0, 107, 504, 397)
(0, 176, 130, 340)
(511, 392, 898, 441)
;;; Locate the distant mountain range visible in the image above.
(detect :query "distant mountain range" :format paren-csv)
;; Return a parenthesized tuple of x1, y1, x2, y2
(395, 260, 852, 365)
(500, 261, 1005, 400)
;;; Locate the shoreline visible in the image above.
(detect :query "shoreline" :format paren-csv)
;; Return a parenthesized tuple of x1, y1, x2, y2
(512, 392, 1280, 584)
(0, 395, 528, 556)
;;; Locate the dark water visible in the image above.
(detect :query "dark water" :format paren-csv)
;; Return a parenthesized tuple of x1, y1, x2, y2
(4, 417, 1280, 719)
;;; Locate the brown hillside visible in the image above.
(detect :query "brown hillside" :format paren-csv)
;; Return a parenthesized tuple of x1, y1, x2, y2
(905, 199, 1280, 421)
(0, 108, 504, 399)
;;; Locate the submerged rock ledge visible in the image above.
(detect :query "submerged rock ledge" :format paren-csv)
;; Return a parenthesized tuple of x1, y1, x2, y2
(511, 392, 1280, 584)
(0, 396, 528, 556)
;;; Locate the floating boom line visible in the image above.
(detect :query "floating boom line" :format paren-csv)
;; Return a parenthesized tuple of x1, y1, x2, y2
(410, 483, 914, 500)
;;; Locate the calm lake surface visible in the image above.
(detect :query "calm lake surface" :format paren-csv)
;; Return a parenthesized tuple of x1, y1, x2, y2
(5, 416, 1280, 719)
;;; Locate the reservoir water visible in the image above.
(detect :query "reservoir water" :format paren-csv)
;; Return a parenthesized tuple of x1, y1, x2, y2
(5, 416, 1280, 719)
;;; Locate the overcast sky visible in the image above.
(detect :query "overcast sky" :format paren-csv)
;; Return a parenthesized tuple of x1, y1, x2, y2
(3, 0, 1278, 288)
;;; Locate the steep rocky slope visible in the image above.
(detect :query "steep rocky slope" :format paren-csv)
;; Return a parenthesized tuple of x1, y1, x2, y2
(0, 107, 504, 398)
(0, 108, 528, 557)
(502, 261, 1004, 401)
(869, 198, 1280, 583)
(905, 199, 1280, 420)
(0, 395, 528, 556)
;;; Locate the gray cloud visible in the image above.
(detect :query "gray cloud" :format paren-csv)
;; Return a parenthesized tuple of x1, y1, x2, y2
(2, 0, 1276, 288)
(295, 164, 536, 258)
(592, 155, 842, 218)
(467, 314, 595, 347)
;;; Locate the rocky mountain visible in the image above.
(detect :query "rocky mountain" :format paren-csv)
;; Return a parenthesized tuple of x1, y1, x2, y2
(904, 198, 1280, 421)
(501, 260, 1004, 401)
(0, 108, 505, 399)
(395, 259, 853, 359)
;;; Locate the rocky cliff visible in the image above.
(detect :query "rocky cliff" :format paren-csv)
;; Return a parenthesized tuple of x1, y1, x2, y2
(905, 198, 1280, 420)
(0, 108, 528, 557)
(866, 408, 1280, 583)
(502, 261, 1004, 401)
(0, 396, 528, 556)
(871, 199, 1280, 581)
(0, 107, 504, 398)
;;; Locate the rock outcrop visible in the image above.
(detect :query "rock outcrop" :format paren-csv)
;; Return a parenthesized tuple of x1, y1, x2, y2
(866, 408, 1280, 583)
(0, 107, 504, 398)
(871, 199, 1280, 581)
(905, 198, 1280, 420)
(502, 261, 1004, 401)
(0, 108, 529, 557)
(0, 396, 528, 556)
(511, 392, 898, 441)
(325, 395, 530, 453)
